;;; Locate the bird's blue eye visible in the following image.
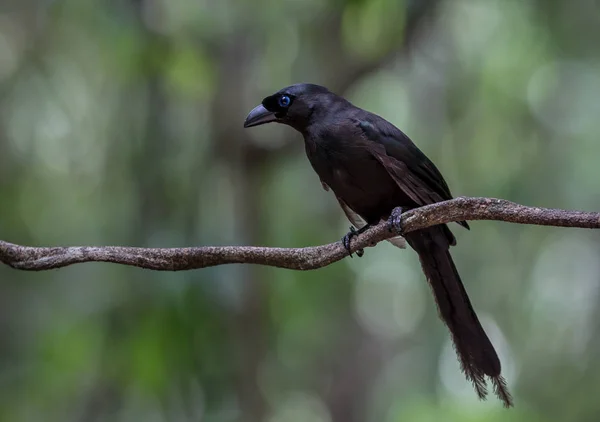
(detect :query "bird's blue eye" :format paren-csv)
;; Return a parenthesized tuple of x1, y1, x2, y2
(278, 95, 291, 108)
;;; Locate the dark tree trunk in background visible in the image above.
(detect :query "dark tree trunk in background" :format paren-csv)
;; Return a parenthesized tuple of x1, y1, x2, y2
(210, 37, 271, 422)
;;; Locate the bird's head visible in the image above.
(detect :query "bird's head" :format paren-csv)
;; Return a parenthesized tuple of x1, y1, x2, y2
(243, 83, 336, 132)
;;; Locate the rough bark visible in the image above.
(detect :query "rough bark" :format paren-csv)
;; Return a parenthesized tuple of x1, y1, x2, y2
(2, 197, 598, 272)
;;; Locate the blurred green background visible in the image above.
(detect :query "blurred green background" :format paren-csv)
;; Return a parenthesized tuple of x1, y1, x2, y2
(1, 0, 600, 421)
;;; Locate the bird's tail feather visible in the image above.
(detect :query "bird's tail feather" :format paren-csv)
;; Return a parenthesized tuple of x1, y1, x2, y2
(405, 227, 513, 407)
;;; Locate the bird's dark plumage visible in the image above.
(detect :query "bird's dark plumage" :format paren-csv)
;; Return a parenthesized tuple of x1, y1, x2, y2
(244, 83, 512, 407)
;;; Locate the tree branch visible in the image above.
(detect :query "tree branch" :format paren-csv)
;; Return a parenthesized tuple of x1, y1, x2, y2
(2, 197, 599, 272)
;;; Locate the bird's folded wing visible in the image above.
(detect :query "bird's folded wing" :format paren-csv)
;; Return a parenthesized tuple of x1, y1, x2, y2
(355, 119, 469, 231)
(368, 142, 447, 206)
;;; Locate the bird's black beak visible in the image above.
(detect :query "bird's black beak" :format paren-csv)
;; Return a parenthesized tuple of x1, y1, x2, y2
(243, 105, 277, 128)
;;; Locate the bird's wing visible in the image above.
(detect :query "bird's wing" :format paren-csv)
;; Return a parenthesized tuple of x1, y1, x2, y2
(322, 180, 406, 249)
(355, 117, 469, 231)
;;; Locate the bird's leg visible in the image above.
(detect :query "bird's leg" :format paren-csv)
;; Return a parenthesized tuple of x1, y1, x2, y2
(388, 207, 404, 234)
(342, 225, 371, 258)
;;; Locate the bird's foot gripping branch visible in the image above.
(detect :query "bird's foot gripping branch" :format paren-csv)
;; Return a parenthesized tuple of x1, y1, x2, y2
(388, 206, 404, 234)
(342, 225, 370, 258)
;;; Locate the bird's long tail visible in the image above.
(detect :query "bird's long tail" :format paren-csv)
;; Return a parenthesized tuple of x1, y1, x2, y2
(405, 227, 513, 407)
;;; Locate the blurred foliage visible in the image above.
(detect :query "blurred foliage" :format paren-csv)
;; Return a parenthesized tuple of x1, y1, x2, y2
(1, 0, 600, 421)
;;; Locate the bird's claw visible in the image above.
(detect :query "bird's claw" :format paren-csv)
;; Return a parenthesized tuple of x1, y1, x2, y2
(388, 207, 404, 234)
(342, 226, 365, 258)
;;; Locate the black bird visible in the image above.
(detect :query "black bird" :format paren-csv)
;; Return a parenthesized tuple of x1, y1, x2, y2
(244, 83, 512, 407)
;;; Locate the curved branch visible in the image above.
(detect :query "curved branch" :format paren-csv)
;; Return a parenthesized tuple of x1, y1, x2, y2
(1, 197, 599, 272)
